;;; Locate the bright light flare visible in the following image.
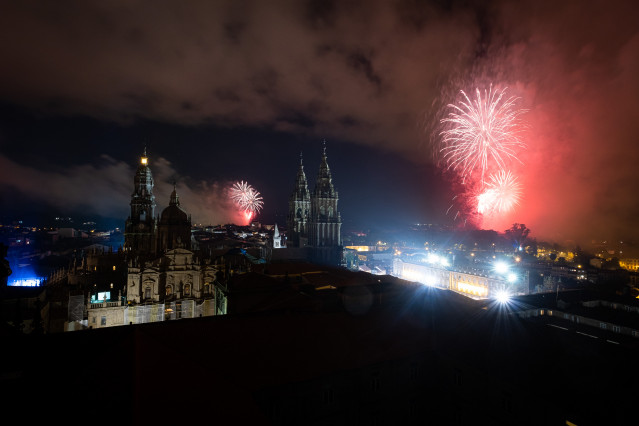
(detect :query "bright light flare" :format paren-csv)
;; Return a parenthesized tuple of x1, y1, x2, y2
(507, 273, 517, 283)
(494, 261, 509, 274)
(495, 290, 511, 304)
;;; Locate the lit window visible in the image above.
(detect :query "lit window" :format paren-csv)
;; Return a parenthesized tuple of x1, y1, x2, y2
(113, 265, 116, 271)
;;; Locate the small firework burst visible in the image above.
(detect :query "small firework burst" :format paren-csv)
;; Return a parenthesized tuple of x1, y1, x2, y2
(477, 170, 522, 214)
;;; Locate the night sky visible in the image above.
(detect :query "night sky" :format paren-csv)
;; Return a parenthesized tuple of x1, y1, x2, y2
(1, 0, 638, 246)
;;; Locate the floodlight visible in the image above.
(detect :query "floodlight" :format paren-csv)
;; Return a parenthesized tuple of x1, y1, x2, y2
(495, 290, 511, 304)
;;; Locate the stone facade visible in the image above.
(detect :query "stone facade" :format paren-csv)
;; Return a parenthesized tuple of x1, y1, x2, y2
(286, 144, 343, 266)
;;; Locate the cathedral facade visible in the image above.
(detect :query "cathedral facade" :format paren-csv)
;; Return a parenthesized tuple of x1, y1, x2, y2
(86, 149, 228, 328)
(286, 144, 343, 266)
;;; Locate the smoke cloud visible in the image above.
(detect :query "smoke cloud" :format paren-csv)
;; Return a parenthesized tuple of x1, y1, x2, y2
(0, 0, 638, 244)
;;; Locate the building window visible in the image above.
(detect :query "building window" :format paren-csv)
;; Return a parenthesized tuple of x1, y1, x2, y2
(145, 287, 151, 299)
(110, 283, 113, 289)
(454, 369, 462, 387)
(600, 322, 607, 330)
(323, 387, 334, 405)
(409, 364, 419, 382)
(101, 316, 106, 326)
(92, 316, 96, 323)
(113, 265, 116, 271)
(166, 285, 173, 296)
(502, 392, 512, 413)
(204, 283, 210, 295)
(184, 284, 191, 297)
(613, 325, 621, 333)
(371, 374, 380, 393)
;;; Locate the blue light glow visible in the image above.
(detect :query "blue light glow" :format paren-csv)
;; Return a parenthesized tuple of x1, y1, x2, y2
(8, 277, 43, 287)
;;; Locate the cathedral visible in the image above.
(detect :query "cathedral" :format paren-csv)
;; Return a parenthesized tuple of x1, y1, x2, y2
(85, 149, 227, 328)
(286, 143, 343, 266)
(83, 144, 343, 329)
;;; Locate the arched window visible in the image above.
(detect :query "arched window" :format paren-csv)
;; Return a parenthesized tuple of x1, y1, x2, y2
(184, 284, 191, 297)
(204, 283, 210, 294)
(144, 287, 151, 299)
(166, 285, 173, 296)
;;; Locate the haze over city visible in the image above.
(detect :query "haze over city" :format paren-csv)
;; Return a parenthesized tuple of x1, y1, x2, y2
(1, 0, 639, 246)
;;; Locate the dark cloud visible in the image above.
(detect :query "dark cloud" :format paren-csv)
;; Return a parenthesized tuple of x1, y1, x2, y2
(0, 0, 638, 245)
(0, 153, 239, 225)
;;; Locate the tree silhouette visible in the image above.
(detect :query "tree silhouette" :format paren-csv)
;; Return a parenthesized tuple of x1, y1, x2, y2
(504, 223, 530, 252)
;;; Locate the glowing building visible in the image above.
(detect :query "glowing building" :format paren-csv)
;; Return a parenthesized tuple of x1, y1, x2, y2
(392, 258, 528, 299)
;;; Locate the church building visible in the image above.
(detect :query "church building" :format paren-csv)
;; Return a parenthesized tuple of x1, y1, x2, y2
(286, 143, 343, 266)
(86, 149, 227, 328)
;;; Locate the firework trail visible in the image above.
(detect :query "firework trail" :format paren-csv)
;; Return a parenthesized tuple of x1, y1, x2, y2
(229, 181, 263, 222)
(477, 170, 522, 214)
(440, 85, 526, 183)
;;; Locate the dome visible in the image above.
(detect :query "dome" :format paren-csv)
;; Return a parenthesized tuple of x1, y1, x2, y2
(160, 204, 188, 223)
(160, 185, 188, 223)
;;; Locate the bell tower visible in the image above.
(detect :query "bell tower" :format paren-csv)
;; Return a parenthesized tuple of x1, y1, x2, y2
(287, 152, 311, 247)
(124, 147, 158, 257)
(309, 142, 341, 248)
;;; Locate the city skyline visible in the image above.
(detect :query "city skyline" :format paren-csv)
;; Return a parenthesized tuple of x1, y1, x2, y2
(1, 0, 639, 246)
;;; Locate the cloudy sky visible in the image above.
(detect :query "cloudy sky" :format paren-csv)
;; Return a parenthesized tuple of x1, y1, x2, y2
(1, 0, 638, 246)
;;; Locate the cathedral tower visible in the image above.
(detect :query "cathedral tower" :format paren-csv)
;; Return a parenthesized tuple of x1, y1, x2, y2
(309, 143, 341, 248)
(287, 152, 311, 247)
(124, 148, 157, 256)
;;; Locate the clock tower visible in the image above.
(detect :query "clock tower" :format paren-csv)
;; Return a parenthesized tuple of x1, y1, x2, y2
(124, 147, 158, 257)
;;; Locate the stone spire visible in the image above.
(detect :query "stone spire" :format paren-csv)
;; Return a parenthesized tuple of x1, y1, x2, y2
(313, 140, 336, 198)
(170, 182, 180, 206)
(287, 151, 311, 247)
(292, 152, 310, 199)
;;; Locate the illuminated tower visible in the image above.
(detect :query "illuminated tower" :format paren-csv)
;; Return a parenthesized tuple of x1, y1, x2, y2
(273, 223, 282, 249)
(124, 148, 157, 256)
(287, 152, 311, 247)
(309, 143, 341, 251)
